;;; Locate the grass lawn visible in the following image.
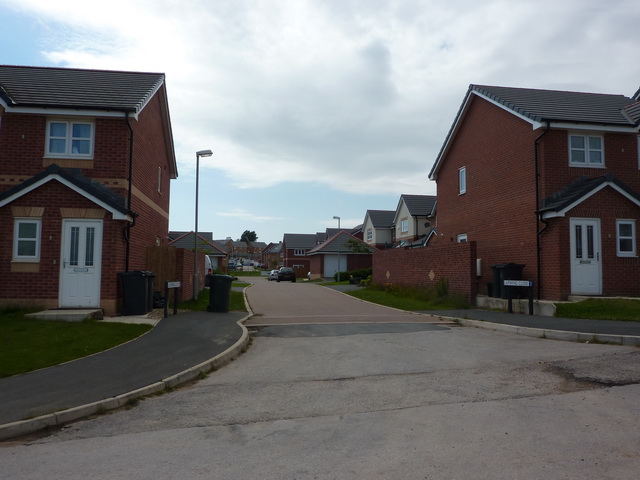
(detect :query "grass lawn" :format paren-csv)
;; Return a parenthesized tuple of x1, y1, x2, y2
(345, 285, 470, 311)
(0, 308, 151, 378)
(555, 298, 640, 322)
(178, 287, 247, 312)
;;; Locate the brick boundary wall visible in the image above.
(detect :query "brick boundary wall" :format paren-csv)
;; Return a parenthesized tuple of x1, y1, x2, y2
(372, 242, 478, 302)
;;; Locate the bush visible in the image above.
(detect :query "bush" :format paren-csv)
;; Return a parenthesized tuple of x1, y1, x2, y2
(333, 268, 373, 282)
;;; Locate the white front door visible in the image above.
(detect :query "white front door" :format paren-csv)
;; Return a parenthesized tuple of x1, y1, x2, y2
(570, 218, 602, 295)
(60, 219, 103, 308)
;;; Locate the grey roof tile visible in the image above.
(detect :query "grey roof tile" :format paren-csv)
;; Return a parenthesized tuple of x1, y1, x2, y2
(0, 65, 164, 113)
(400, 194, 437, 217)
(540, 174, 640, 213)
(472, 84, 637, 126)
(367, 210, 395, 228)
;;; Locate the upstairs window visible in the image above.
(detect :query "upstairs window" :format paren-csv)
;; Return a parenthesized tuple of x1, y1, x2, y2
(617, 220, 636, 257)
(13, 218, 41, 261)
(366, 229, 373, 241)
(46, 120, 94, 158)
(400, 219, 409, 233)
(294, 249, 306, 256)
(569, 134, 603, 167)
(459, 167, 466, 194)
(457, 233, 468, 243)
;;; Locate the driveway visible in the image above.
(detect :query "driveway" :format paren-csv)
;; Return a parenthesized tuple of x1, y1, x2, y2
(244, 277, 445, 325)
(2, 279, 639, 479)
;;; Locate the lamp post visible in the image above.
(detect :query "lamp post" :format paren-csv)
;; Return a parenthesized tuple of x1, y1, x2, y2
(333, 216, 341, 282)
(194, 149, 213, 300)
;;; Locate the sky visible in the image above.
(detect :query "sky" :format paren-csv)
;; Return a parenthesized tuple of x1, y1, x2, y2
(2, 0, 640, 244)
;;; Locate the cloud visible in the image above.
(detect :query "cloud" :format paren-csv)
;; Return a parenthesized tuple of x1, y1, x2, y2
(4, 0, 640, 201)
(216, 208, 289, 224)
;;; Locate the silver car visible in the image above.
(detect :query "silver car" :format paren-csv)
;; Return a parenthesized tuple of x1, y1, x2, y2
(268, 269, 279, 281)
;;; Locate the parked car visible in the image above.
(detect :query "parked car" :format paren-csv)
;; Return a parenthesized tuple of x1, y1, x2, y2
(277, 267, 296, 282)
(268, 270, 279, 281)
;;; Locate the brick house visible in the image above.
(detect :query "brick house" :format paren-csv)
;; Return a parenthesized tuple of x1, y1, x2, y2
(307, 231, 374, 279)
(168, 231, 228, 271)
(281, 233, 318, 276)
(263, 242, 284, 269)
(429, 84, 640, 300)
(392, 194, 437, 246)
(0, 65, 177, 315)
(362, 210, 395, 249)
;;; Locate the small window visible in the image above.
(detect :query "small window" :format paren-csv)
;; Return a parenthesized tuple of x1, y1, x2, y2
(366, 229, 373, 241)
(400, 219, 409, 233)
(569, 134, 603, 167)
(617, 220, 636, 257)
(13, 218, 41, 261)
(158, 166, 162, 193)
(46, 120, 94, 158)
(294, 249, 306, 256)
(457, 233, 468, 243)
(459, 167, 466, 194)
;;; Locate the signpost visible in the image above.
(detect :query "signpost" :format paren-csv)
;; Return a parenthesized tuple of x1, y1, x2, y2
(503, 279, 534, 315)
(164, 280, 181, 318)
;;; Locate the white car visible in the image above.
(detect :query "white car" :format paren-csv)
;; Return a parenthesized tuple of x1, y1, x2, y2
(268, 270, 279, 281)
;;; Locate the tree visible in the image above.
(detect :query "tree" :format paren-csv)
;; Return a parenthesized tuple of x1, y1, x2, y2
(345, 238, 371, 254)
(239, 230, 258, 242)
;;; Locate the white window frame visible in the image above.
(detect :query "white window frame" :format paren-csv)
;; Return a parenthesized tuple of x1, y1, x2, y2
(616, 219, 636, 257)
(400, 219, 409, 233)
(459, 167, 466, 194)
(45, 119, 94, 158)
(457, 233, 468, 243)
(569, 133, 604, 167)
(294, 249, 306, 256)
(366, 228, 373, 241)
(13, 218, 41, 262)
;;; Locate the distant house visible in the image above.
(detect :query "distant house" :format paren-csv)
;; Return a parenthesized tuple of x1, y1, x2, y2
(392, 194, 437, 246)
(281, 233, 318, 274)
(0, 65, 177, 315)
(263, 242, 284, 269)
(429, 84, 640, 299)
(168, 231, 228, 270)
(362, 210, 395, 249)
(307, 231, 374, 279)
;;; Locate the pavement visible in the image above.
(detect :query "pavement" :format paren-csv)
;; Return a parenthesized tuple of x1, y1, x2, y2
(1, 282, 640, 442)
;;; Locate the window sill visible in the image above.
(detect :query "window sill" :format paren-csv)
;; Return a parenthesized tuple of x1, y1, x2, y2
(569, 164, 605, 169)
(11, 261, 40, 273)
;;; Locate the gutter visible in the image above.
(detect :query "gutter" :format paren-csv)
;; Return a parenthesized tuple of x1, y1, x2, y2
(124, 112, 136, 272)
(534, 122, 551, 300)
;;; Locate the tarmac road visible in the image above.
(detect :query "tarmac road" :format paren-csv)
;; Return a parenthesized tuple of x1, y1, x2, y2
(2, 279, 640, 479)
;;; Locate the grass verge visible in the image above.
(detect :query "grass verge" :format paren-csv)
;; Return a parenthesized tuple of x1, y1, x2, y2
(178, 287, 247, 312)
(555, 298, 640, 322)
(345, 283, 470, 311)
(0, 307, 151, 378)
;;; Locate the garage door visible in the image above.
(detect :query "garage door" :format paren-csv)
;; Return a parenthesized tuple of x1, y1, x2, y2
(324, 254, 343, 278)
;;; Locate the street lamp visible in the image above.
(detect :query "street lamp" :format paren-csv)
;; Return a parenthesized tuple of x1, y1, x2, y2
(333, 216, 341, 282)
(194, 149, 213, 300)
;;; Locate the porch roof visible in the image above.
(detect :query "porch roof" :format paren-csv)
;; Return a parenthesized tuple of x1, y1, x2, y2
(0, 164, 132, 220)
(540, 174, 640, 218)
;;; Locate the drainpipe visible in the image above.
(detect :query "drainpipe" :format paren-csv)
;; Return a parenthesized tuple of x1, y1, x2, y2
(124, 112, 135, 272)
(534, 122, 550, 300)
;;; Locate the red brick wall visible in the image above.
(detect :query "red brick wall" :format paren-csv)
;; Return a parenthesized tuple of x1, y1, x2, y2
(0, 182, 127, 308)
(432, 96, 539, 294)
(373, 242, 477, 301)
